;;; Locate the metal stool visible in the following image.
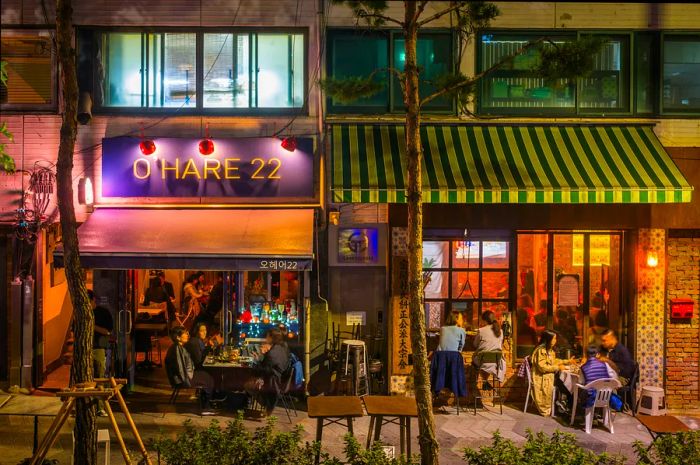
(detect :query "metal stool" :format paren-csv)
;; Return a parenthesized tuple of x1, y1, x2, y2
(342, 340, 370, 396)
(637, 386, 667, 416)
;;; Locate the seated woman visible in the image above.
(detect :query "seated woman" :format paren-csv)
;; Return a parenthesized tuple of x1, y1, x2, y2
(531, 330, 571, 416)
(185, 322, 213, 369)
(437, 311, 467, 352)
(164, 326, 216, 415)
(472, 311, 506, 390)
(246, 328, 291, 416)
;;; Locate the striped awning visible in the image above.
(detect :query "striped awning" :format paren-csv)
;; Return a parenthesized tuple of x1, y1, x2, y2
(330, 124, 693, 204)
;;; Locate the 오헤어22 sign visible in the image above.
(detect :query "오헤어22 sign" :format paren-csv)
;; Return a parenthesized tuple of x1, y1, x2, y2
(101, 136, 315, 201)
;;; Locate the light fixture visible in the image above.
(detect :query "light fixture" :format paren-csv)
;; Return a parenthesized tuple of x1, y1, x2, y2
(78, 177, 94, 206)
(199, 138, 215, 155)
(646, 251, 659, 268)
(280, 136, 297, 152)
(139, 139, 156, 155)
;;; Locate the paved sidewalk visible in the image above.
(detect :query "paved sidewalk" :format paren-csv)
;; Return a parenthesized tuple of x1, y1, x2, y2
(1, 387, 698, 465)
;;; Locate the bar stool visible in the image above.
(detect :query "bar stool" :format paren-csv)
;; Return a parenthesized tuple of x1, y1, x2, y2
(637, 386, 667, 416)
(342, 340, 370, 396)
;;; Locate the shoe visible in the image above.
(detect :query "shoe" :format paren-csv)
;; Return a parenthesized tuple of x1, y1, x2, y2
(201, 410, 216, 416)
(555, 400, 569, 415)
(97, 409, 108, 417)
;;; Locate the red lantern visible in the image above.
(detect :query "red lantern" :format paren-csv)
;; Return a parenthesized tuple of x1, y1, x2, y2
(139, 140, 156, 155)
(199, 138, 215, 155)
(280, 136, 296, 152)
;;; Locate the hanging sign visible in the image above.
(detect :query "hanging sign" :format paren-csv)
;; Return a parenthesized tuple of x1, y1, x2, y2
(101, 136, 315, 202)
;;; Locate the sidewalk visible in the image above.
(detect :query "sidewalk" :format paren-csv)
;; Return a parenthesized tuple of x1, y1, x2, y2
(1, 386, 698, 465)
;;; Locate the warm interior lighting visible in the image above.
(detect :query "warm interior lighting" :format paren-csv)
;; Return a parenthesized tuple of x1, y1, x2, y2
(199, 139, 215, 155)
(573, 234, 610, 266)
(78, 177, 94, 205)
(280, 136, 297, 152)
(139, 139, 156, 155)
(646, 251, 659, 268)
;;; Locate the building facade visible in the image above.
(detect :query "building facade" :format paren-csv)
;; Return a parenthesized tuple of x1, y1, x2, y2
(1, 1, 699, 411)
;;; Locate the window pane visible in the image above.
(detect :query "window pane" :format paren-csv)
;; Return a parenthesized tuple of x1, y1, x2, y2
(204, 34, 250, 108)
(451, 271, 479, 300)
(452, 241, 480, 268)
(256, 34, 304, 108)
(579, 37, 629, 111)
(553, 234, 584, 358)
(162, 33, 196, 107)
(424, 241, 449, 268)
(635, 33, 658, 114)
(394, 34, 452, 110)
(482, 271, 509, 299)
(663, 36, 700, 112)
(329, 32, 388, 109)
(453, 301, 478, 332)
(588, 235, 621, 346)
(482, 241, 509, 268)
(0, 30, 53, 105)
(516, 234, 548, 358)
(102, 33, 142, 107)
(480, 34, 575, 112)
(482, 301, 509, 322)
(425, 271, 449, 299)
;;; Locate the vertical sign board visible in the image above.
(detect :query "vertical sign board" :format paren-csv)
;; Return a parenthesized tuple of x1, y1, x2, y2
(391, 256, 412, 376)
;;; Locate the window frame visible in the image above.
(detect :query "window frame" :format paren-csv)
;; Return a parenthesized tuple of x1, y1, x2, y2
(660, 31, 700, 116)
(0, 27, 58, 113)
(326, 28, 456, 115)
(86, 27, 309, 116)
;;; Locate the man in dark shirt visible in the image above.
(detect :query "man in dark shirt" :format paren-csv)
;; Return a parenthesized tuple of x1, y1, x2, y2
(600, 329, 635, 384)
(89, 290, 113, 416)
(157, 271, 176, 322)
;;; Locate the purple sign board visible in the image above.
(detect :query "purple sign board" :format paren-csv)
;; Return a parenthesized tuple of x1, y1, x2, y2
(101, 136, 316, 202)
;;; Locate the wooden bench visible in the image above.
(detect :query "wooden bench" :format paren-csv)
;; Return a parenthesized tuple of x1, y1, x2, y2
(307, 396, 364, 464)
(363, 395, 418, 457)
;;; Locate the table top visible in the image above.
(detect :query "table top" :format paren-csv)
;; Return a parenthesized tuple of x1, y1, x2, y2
(202, 361, 255, 368)
(363, 395, 418, 417)
(637, 414, 691, 434)
(0, 395, 63, 417)
(307, 396, 364, 418)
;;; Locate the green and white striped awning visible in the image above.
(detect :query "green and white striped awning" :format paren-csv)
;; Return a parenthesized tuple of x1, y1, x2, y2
(330, 124, 693, 204)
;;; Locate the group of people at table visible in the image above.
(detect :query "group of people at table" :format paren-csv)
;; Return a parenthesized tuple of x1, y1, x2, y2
(164, 322, 294, 416)
(435, 309, 635, 417)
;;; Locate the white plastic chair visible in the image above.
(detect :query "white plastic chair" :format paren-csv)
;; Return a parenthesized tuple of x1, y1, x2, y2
(573, 378, 621, 434)
(522, 356, 557, 416)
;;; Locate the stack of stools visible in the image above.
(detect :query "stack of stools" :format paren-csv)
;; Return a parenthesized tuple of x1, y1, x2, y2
(637, 386, 667, 416)
(342, 340, 370, 396)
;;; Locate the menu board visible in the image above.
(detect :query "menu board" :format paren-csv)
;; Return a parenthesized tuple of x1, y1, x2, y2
(558, 274, 580, 307)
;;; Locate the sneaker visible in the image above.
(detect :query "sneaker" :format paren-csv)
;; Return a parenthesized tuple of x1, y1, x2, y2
(201, 410, 216, 416)
(97, 409, 108, 417)
(555, 400, 570, 415)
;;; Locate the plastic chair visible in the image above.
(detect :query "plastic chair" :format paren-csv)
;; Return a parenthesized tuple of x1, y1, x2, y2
(574, 378, 622, 433)
(472, 350, 504, 415)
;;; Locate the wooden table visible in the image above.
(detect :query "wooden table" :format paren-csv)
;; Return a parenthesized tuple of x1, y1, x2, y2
(363, 395, 418, 457)
(636, 414, 691, 450)
(307, 396, 364, 464)
(0, 394, 63, 453)
(201, 362, 257, 392)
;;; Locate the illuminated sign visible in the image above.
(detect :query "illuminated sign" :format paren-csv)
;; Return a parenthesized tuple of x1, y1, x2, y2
(338, 228, 379, 264)
(101, 136, 315, 201)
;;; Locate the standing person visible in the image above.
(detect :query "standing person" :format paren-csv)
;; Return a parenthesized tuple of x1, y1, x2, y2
(531, 330, 571, 416)
(246, 328, 291, 416)
(436, 311, 467, 352)
(157, 271, 176, 322)
(472, 311, 505, 391)
(164, 326, 216, 415)
(182, 274, 206, 326)
(599, 329, 635, 385)
(88, 289, 113, 417)
(196, 273, 223, 327)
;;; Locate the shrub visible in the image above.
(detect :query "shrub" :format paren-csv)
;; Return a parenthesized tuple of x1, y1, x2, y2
(343, 434, 420, 465)
(633, 431, 700, 465)
(462, 430, 625, 465)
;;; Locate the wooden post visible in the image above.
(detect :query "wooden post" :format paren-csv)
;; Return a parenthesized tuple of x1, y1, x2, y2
(110, 377, 153, 465)
(103, 399, 131, 464)
(30, 398, 75, 465)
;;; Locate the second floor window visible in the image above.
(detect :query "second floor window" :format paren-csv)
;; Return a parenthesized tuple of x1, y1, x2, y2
(1, 30, 56, 110)
(663, 36, 700, 113)
(94, 30, 305, 112)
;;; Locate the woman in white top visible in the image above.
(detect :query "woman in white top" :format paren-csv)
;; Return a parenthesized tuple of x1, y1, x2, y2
(473, 310, 506, 384)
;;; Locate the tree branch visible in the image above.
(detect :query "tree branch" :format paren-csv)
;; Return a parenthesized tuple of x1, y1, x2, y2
(421, 37, 547, 107)
(414, 0, 429, 22)
(417, 3, 462, 27)
(356, 10, 404, 27)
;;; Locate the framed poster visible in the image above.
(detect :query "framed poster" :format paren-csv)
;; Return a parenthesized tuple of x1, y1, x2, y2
(557, 274, 580, 307)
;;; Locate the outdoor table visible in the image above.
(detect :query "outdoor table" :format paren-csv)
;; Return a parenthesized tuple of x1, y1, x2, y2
(636, 414, 691, 450)
(307, 396, 364, 464)
(363, 395, 418, 457)
(0, 394, 63, 453)
(559, 370, 580, 394)
(201, 361, 257, 392)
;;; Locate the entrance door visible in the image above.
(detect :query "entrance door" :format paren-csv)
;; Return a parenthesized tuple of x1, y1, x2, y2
(515, 232, 623, 359)
(115, 270, 137, 387)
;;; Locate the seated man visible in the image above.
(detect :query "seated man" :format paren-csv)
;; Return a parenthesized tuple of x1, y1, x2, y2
(599, 329, 635, 385)
(165, 326, 216, 415)
(581, 345, 618, 384)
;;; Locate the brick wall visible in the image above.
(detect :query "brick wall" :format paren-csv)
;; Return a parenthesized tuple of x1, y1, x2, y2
(666, 235, 700, 410)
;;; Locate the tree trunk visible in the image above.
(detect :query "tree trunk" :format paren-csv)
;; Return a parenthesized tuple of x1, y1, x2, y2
(404, 3, 439, 465)
(56, 0, 97, 463)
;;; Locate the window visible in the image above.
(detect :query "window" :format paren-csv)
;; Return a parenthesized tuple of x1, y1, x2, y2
(634, 33, 659, 114)
(663, 35, 700, 113)
(478, 32, 632, 115)
(0, 30, 55, 109)
(327, 30, 453, 113)
(95, 30, 305, 112)
(423, 239, 511, 331)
